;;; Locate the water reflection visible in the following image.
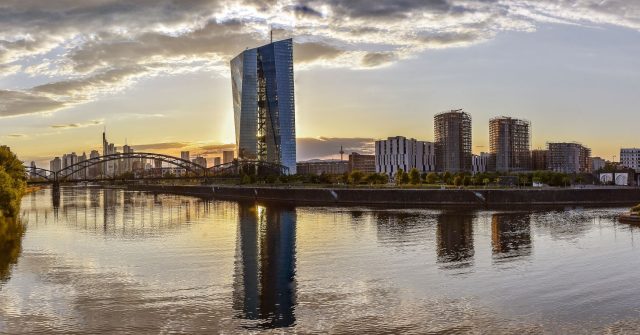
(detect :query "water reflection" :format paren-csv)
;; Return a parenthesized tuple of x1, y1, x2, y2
(24, 187, 211, 238)
(436, 212, 474, 269)
(491, 213, 532, 260)
(0, 216, 24, 283)
(233, 202, 297, 328)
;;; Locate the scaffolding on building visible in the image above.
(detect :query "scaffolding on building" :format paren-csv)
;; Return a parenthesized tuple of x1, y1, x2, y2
(434, 109, 472, 172)
(489, 116, 531, 172)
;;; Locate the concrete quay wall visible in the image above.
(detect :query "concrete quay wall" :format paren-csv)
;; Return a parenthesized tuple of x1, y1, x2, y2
(126, 185, 640, 208)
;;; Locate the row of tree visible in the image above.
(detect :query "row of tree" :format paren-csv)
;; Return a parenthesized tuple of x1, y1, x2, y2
(0, 146, 26, 218)
(254, 169, 585, 187)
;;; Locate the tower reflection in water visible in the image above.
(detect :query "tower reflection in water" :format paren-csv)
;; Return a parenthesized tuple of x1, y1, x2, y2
(233, 202, 297, 329)
(436, 212, 474, 269)
(491, 213, 532, 260)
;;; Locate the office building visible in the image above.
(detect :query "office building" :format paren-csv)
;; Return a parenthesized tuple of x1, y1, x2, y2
(180, 151, 190, 161)
(531, 149, 548, 171)
(296, 160, 348, 175)
(489, 117, 531, 172)
(102, 132, 117, 176)
(348, 152, 375, 173)
(223, 150, 235, 164)
(231, 38, 296, 174)
(192, 156, 207, 168)
(375, 136, 435, 177)
(620, 148, 640, 172)
(29, 161, 37, 178)
(434, 109, 472, 172)
(547, 142, 591, 173)
(590, 157, 606, 172)
(50, 157, 61, 177)
(472, 153, 490, 175)
(89, 150, 101, 178)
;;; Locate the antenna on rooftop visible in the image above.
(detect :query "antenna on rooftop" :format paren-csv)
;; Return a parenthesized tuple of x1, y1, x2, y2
(270, 29, 273, 43)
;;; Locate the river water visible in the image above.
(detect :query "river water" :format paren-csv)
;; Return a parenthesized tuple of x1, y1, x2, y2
(1, 186, 640, 333)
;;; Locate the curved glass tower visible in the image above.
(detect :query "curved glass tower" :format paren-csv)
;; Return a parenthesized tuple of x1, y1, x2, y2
(231, 39, 296, 174)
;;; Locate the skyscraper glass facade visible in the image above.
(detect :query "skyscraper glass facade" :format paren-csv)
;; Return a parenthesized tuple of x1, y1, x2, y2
(231, 39, 296, 174)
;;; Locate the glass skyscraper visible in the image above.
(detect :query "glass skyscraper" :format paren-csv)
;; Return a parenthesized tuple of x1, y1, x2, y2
(231, 38, 296, 174)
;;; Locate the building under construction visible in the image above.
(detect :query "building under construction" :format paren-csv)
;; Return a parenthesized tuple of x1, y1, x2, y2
(531, 149, 549, 171)
(547, 142, 591, 173)
(434, 109, 472, 172)
(489, 117, 531, 172)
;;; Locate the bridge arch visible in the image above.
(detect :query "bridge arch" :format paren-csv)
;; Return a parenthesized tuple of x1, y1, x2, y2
(24, 166, 56, 182)
(56, 152, 207, 181)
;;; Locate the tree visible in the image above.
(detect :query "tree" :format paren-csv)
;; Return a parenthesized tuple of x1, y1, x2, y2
(0, 146, 26, 218)
(463, 175, 472, 186)
(349, 170, 365, 185)
(483, 178, 490, 188)
(443, 171, 453, 185)
(408, 168, 421, 185)
(426, 172, 438, 184)
(453, 175, 463, 186)
(395, 169, 409, 185)
(562, 176, 571, 187)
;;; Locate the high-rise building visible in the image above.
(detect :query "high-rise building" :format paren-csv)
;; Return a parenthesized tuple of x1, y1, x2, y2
(375, 136, 435, 177)
(89, 150, 101, 178)
(102, 132, 117, 176)
(489, 117, 531, 172)
(231, 38, 296, 174)
(192, 156, 207, 168)
(223, 150, 235, 164)
(50, 157, 61, 177)
(29, 161, 37, 178)
(590, 156, 606, 172)
(348, 152, 376, 173)
(214, 157, 221, 166)
(547, 142, 591, 173)
(620, 148, 640, 172)
(434, 109, 472, 172)
(180, 151, 190, 161)
(531, 149, 548, 171)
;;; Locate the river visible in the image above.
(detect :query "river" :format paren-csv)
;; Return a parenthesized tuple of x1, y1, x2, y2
(1, 186, 640, 333)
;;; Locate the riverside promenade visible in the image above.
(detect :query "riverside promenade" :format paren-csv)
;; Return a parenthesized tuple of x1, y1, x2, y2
(126, 184, 640, 208)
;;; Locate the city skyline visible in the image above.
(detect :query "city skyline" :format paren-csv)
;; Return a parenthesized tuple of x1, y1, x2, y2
(1, 1, 640, 165)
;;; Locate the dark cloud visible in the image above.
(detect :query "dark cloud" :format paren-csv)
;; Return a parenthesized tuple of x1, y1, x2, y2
(294, 42, 345, 63)
(6, 134, 25, 138)
(0, 90, 65, 117)
(361, 52, 397, 67)
(289, 4, 323, 18)
(300, 0, 455, 19)
(296, 137, 375, 161)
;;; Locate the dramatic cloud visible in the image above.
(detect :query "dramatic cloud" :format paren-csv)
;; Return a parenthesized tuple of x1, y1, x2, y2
(0, 0, 639, 118)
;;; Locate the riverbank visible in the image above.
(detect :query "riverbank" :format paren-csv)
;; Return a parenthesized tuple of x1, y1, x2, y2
(125, 184, 640, 208)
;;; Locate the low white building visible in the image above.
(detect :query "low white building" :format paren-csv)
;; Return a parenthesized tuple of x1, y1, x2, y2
(375, 136, 435, 177)
(620, 148, 640, 172)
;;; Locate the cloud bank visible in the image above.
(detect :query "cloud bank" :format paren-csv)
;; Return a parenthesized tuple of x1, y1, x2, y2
(0, 0, 639, 118)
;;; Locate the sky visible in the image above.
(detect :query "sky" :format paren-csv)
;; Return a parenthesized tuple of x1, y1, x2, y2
(1, 0, 639, 167)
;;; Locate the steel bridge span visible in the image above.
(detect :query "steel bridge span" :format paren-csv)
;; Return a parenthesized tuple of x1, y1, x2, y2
(26, 152, 289, 184)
